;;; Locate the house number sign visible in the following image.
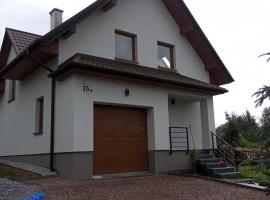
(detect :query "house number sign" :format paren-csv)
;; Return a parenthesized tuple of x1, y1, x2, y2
(82, 81, 93, 93)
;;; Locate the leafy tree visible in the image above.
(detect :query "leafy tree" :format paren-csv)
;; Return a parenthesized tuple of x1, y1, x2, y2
(260, 107, 270, 140)
(217, 111, 260, 146)
(238, 110, 260, 143)
(261, 138, 270, 152)
(221, 112, 240, 146)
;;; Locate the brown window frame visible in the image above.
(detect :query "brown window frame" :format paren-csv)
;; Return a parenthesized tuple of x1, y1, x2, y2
(157, 41, 176, 70)
(34, 96, 44, 135)
(115, 30, 138, 63)
(7, 80, 16, 103)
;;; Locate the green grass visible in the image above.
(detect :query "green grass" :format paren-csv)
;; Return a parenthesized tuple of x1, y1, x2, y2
(239, 165, 270, 186)
(0, 165, 18, 177)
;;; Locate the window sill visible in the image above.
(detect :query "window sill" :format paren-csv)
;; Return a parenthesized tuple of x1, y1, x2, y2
(158, 66, 177, 72)
(115, 57, 138, 65)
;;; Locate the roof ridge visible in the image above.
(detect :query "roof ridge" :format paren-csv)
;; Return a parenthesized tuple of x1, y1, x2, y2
(6, 27, 42, 37)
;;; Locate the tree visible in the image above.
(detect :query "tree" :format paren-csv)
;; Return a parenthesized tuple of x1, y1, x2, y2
(253, 53, 270, 107)
(216, 111, 260, 146)
(238, 110, 260, 143)
(260, 107, 270, 140)
(218, 112, 240, 147)
(253, 86, 270, 107)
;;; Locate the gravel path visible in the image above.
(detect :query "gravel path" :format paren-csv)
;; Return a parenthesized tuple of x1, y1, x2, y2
(27, 174, 269, 200)
(0, 178, 41, 200)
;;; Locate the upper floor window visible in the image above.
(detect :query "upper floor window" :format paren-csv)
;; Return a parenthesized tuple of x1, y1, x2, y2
(115, 30, 137, 62)
(158, 41, 175, 69)
(7, 80, 16, 103)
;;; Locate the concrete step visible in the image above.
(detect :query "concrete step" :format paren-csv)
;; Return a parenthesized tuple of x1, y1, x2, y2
(201, 162, 228, 169)
(197, 154, 215, 159)
(208, 167, 235, 174)
(213, 172, 241, 179)
(197, 158, 220, 164)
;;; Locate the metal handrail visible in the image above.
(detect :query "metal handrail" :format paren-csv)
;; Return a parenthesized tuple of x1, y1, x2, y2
(212, 131, 239, 152)
(169, 127, 189, 155)
(211, 131, 246, 171)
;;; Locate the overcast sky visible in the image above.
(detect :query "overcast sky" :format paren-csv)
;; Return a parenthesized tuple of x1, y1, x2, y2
(1, 0, 270, 126)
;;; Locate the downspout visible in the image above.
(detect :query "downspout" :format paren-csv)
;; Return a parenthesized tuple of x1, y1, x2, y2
(49, 77, 56, 171)
(26, 48, 56, 171)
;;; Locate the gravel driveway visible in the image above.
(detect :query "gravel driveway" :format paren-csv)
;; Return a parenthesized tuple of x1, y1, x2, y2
(25, 174, 269, 200)
(0, 178, 41, 200)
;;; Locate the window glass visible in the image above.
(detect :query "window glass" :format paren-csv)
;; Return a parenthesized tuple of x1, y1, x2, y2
(158, 43, 173, 69)
(115, 32, 135, 61)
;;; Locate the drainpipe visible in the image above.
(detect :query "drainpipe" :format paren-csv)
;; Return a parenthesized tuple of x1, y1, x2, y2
(26, 49, 56, 171)
(49, 77, 56, 171)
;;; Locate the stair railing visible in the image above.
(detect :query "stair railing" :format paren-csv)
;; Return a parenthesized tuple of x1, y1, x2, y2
(169, 127, 189, 155)
(211, 131, 246, 171)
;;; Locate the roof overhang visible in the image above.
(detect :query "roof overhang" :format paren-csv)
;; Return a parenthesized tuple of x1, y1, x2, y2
(162, 0, 234, 85)
(51, 54, 228, 95)
(0, 40, 58, 80)
(0, 79, 5, 92)
(0, 32, 12, 70)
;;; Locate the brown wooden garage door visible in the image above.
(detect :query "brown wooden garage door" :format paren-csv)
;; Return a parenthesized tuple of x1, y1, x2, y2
(93, 105, 149, 175)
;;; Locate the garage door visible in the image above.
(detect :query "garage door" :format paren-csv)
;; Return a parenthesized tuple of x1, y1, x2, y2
(93, 105, 149, 175)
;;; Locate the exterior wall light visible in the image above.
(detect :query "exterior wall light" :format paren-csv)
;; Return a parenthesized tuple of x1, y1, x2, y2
(125, 88, 130, 97)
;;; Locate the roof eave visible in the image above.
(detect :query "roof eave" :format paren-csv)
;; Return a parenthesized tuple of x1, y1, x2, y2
(50, 55, 228, 95)
(179, 0, 234, 84)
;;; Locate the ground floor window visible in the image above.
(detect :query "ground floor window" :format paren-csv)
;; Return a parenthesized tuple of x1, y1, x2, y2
(35, 97, 44, 135)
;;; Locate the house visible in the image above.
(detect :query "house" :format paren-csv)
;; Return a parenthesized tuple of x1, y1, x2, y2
(0, 0, 233, 180)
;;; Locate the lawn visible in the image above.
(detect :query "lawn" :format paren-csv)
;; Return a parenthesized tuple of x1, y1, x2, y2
(0, 164, 37, 178)
(239, 165, 270, 186)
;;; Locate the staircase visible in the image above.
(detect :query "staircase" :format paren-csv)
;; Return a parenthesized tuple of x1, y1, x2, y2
(195, 131, 248, 179)
(196, 153, 241, 179)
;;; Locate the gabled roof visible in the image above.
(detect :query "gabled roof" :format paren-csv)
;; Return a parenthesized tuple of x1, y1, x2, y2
(0, 0, 234, 86)
(52, 53, 228, 95)
(0, 28, 41, 70)
(6, 28, 41, 55)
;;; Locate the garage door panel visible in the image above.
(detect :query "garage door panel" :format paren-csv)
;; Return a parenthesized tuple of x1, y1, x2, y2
(95, 121, 146, 132)
(93, 105, 148, 175)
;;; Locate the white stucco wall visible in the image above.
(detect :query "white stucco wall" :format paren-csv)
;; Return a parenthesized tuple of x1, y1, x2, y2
(168, 99, 203, 150)
(0, 67, 53, 156)
(0, 45, 57, 156)
(59, 0, 209, 82)
(54, 74, 216, 153)
(55, 74, 169, 152)
(201, 96, 216, 149)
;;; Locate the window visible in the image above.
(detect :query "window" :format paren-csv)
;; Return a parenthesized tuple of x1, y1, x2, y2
(158, 42, 175, 69)
(115, 30, 137, 62)
(7, 80, 16, 102)
(35, 97, 44, 135)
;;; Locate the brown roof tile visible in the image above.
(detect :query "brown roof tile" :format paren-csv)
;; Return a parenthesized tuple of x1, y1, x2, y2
(6, 28, 41, 54)
(53, 54, 228, 94)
